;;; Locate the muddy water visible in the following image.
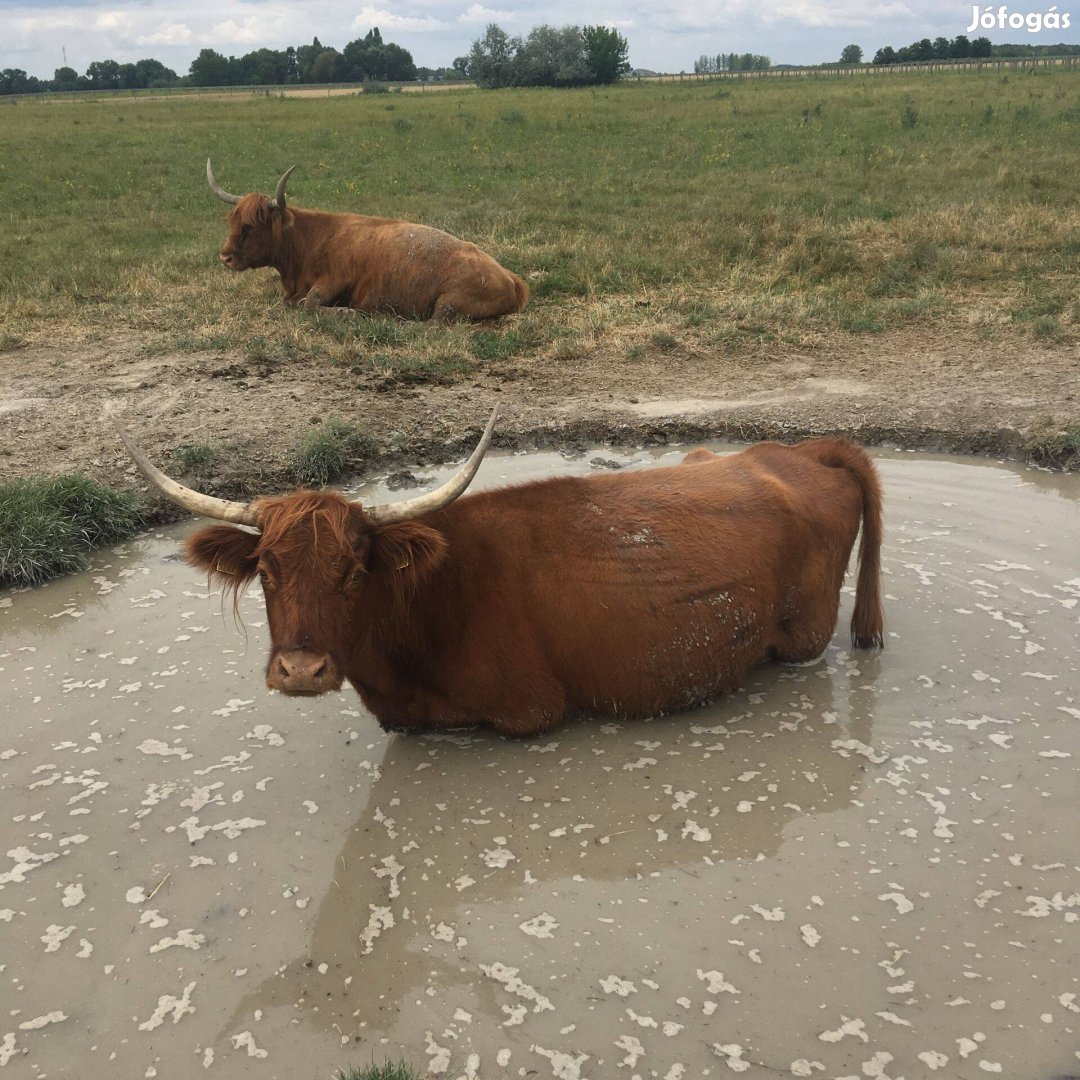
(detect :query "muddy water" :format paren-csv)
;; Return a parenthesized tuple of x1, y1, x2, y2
(1, 448, 1078, 1080)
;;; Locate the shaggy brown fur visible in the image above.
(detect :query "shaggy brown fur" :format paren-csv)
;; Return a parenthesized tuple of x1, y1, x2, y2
(186, 439, 884, 736)
(217, 192, 528, 322)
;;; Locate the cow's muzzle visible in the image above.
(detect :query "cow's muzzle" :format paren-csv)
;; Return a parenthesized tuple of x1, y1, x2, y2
(267, 650, 343, 696)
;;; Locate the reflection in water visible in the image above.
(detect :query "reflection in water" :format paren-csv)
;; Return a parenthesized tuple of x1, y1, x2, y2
(0, 535, 160, 645)
(235, 647, 879, 1033)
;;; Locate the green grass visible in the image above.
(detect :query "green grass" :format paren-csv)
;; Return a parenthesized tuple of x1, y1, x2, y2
(338, 1061, 423, 1080)
(0, 475, 145, 587)
(286, 418, 376, 486)
(1, 68, 1078, 371)
(171, 442, 221, 478)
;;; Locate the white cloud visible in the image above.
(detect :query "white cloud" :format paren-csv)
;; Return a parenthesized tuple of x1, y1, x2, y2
(136, 23, 196, 47)
(212, 18, 268, 45)
(353, 5, 446, 32)
(94, 11, 132, 31)
(768, 0, 914, 28)
(457, 3, 515, 23)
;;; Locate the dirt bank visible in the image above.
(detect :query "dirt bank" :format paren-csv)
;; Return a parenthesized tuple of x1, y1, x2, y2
(1, 325, 1077, 504)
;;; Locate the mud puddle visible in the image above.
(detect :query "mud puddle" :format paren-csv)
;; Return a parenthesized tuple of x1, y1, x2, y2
(2, 447, 1078, 1079)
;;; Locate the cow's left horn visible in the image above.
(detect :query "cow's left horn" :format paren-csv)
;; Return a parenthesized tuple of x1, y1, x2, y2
(114, 422, 261, 528)
(362, 408, 498, 525)
(269, 165, 296, 211)
(206, 159, 241, 205)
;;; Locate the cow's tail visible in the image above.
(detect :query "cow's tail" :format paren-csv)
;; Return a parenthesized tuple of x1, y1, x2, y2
(512, 274, 530, 313)
(799, 438, 884, 650)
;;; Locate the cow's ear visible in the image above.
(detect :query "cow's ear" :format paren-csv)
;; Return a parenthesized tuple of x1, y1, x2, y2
(370, 522, 449, 585)
(184, 526, 260, 593)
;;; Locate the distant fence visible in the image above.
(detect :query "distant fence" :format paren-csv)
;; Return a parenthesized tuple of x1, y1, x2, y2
(2, 80, 474, 104)
(5, 55, 1080, 104)
(638, 55, 1080, 83)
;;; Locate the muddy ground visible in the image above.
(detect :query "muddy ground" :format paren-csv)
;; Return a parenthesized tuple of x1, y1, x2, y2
(2, 326, 1077, 502)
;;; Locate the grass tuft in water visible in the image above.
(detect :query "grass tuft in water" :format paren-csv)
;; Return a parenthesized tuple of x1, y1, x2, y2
(286, 419, 376, 487)
(338, 1061, 423, 1080)
(1026, 422, 1080, 470)
(0, 475, 145, 588)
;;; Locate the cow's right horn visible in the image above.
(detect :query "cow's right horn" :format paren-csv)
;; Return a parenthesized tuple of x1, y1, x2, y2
(115, 422, 260, 528)
(206, 159, 241, 205)
(363, 408, 498, 525)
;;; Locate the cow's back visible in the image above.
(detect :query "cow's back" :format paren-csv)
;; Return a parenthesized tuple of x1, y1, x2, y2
(410, 444, 868, 725)
(317, 213, 523, 319)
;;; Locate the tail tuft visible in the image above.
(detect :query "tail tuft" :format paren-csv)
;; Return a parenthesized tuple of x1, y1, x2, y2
(797, 438, 884, 650)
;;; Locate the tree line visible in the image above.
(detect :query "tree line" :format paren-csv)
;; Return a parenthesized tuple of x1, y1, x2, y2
(0, 28, 442, 96)
(693, 54, 772, 74)
(836, 38, 1080, 66)
(461, 24, 630, 88)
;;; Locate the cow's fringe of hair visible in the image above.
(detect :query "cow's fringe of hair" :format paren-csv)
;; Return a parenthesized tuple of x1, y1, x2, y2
(253, 491, 358, 586)
(231, 193, 273, 228)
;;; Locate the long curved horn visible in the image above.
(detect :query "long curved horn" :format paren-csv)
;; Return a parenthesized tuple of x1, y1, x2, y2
(115, 422, 260, 528)
(206, 159, 242, 205)
(269, 165, 296, 210)
(363, 408, 498, 525)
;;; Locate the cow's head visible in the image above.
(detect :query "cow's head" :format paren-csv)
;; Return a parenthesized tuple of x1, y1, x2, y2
(207, 160, 296, 271)
(116, 411, 497, 697)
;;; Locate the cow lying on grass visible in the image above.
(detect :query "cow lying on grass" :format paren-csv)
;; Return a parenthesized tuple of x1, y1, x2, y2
(118, 414, 883, 737)
(207, 160, 529, 322)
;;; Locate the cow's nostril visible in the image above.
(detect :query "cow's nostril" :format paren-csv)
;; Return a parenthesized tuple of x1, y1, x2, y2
(311, 660, 326, 680)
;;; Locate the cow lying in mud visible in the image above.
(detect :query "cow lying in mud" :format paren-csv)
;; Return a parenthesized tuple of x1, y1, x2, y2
(207, 160, 528, 322)
(117, 415, 883, 737)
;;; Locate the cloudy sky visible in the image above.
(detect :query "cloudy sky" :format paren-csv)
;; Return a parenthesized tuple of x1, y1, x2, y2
(3, 0, 1078, 78)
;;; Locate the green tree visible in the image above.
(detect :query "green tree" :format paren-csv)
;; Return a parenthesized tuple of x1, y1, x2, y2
(52, 65, 80, 91)
(583, 25, 630, 82)
(134, 58, 177, 87)
(341, 28, 416, 81)
(0, 68, 42, 94)
(188, 48, 231, 86)
(872, 46, 897, 65)
(518, 25, 589, 86)
(242, 48, 290, 85)
(971, 36, 992, 57)
(296, 37, 324, 82)
(840, 44, 863, 64)
(912, 38, 934, 61)
(311, 48, 340, 83)
(85, 59, 121, 89)
(467, 24, 521, 88)
(376, 42, 418, 81)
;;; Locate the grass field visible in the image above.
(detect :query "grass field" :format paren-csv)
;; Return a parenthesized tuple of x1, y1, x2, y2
(1, 68, 1078, 376)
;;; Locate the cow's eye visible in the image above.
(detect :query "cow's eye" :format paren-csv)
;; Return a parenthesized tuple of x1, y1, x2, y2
(346, 567, 367, 590)
(257, 568, 273, 590)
